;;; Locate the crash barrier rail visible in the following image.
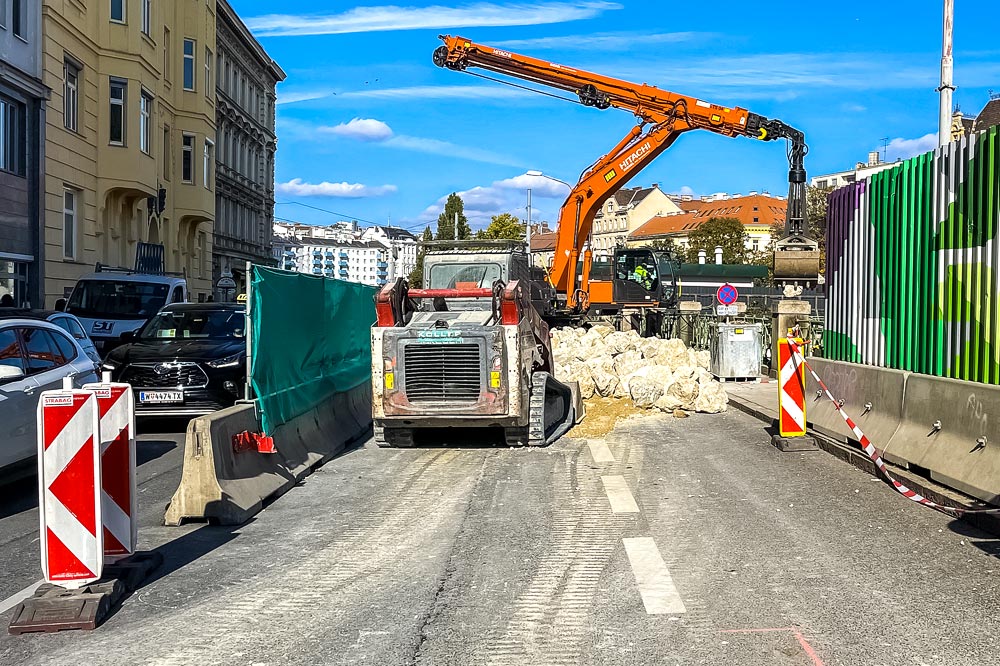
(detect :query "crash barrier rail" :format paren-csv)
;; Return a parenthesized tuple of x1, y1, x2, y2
(793, 355, 1000, 507)
(248, 265, 376, 435)
(164, 382, 372, 525)
(824, 126, 1000, 383)
(788, 339, 1000, 516)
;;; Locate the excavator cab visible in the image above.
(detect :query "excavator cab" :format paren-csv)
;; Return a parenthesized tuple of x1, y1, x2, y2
(611, 248, 677, 308)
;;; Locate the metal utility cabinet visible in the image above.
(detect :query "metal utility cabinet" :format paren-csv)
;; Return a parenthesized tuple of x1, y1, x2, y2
(710, 323, 762, 380)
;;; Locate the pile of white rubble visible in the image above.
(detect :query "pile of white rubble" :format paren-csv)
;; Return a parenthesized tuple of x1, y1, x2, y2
(551, 326, 729, 414)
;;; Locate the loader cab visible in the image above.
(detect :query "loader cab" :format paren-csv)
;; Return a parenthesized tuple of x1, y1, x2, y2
(611, 248, 677, 308)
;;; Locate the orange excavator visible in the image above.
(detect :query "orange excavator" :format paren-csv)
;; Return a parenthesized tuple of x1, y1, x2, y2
(433, 36, 819, 320)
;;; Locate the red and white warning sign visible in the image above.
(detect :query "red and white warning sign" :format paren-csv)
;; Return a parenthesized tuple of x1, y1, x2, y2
(37, 388, 103, 588)
(84, 381, 137, 560)
(777, 337, 806, 437)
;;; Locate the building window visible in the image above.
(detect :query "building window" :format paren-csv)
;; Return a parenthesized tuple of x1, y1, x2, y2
(12, 0, 26, 39)
(182, 134, 194, 183)
(139, 91, 152, 154)
(0, 95, 25, 175)
(163, 28, 171, 82)
(109, 78, 126, 145)
(162, 126, 171, 179)
(63, 188, 78, 260)
(183, 39, 196, 91)
(141, 0, 150, 35)
(203, 139, 213, 189)
(110, 0, 125, 23)
(204, 48, 212, 96)
(64, 60, 80, 132)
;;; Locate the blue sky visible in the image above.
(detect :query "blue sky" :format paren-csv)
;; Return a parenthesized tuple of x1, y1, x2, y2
(231, 0, 1000, 232)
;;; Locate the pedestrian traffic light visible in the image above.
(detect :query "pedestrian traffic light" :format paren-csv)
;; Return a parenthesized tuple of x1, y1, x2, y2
(157, 188, 167, 214)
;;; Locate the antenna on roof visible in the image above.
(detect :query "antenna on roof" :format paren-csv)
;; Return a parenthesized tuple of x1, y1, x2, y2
(880, 137, 889, 163)
(990, 89, 1000, 101)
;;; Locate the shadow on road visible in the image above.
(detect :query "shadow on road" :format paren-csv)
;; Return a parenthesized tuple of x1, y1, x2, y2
(137, 416, 193, 437)
(947, 517, 1000, 558)
(0, 475, 38, 520)
(136, 438, 180, 467)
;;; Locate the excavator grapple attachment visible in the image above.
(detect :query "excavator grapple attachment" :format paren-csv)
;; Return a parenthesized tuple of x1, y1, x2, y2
(773, 238, 821, 288)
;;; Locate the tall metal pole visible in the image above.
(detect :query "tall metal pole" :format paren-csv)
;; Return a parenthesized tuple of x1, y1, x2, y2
(938, 0, 955, 147)
(454, 211, 458, 241)
(526, 188, 532, 264)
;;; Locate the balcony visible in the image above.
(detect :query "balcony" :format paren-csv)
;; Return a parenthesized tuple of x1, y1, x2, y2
(377, 261, 388, 269)
(339, 252, 348, 259)
(339, 260, 349, 268)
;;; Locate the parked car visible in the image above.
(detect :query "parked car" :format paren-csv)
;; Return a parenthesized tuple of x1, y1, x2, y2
(0, 318, 101, 477)
(102, 303, 247, 417)
(0, 309, 102, 364)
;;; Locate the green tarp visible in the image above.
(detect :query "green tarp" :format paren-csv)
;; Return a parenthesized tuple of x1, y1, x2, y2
(250, 266, 376, 434)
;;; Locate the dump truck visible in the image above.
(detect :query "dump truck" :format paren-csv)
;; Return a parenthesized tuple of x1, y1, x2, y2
(371, 244, 581, 447)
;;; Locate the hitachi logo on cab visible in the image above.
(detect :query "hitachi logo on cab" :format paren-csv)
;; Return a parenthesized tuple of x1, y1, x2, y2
(619, 142, 651, 172)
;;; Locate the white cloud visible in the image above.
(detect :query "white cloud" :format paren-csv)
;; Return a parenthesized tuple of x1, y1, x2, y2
(678, 185, 697, 197)
(337, 85, 530, 101)
(492, 31, 711, 51)
(883, 133, 938, 162)
(276, 179, 397, 198)
(277, 90, 335, 105)
(322, 118, 395, 142)
(841, 103, 867, 113)
(494, 172, 573, 198)
(245, 1, 622, 37)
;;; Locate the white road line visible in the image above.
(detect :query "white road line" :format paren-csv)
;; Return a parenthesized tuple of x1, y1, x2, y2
(622, 537, 687, 614)
(601, 475, 639, 513)
(587, 439, 616, 463)
(0, 580, 43, 616)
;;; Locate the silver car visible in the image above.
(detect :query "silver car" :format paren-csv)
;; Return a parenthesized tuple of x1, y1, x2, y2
(0, 318, 101, 477)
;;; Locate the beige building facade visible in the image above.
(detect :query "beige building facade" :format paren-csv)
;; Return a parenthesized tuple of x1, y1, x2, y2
(590, 184, 681, 256)
(42, 0, 216, 305)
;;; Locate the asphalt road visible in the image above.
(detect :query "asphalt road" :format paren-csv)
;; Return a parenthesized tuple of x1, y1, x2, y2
(3, 409, 1000, 665)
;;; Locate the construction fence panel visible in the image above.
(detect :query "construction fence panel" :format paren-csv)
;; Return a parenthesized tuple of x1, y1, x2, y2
(824, 126, 1000, 383)
(249, 265, 377, 434)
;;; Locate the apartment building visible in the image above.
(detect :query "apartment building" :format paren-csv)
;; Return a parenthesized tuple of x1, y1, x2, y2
(0, 0, 47, 306)
(590, 184, 681, 256)
(42, 0, 216, 304)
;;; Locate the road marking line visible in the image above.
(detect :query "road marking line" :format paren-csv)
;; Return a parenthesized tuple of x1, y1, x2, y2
(601, 475, 639, 513)
(0, 580, 43, 616)
(622, 537, 686, 614)
(587, 439, 616, 463)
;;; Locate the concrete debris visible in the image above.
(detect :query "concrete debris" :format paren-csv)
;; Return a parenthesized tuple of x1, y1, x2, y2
(551, 326, 729, 415)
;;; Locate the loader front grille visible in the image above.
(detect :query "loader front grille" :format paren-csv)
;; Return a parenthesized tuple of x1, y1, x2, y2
(403, 343, 482, 403)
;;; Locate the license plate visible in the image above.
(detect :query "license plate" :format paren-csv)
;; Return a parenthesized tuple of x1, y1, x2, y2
(139, 391, 184, 404)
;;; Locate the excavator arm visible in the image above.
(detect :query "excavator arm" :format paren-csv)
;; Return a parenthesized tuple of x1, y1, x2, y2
(434, 36, 818, 310)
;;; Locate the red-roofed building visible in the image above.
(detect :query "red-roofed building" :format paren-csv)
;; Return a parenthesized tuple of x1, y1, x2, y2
(628, 193, 786, 253)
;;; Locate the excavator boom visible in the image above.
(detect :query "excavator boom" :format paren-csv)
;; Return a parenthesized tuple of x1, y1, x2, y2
(434, 36, 819, 309)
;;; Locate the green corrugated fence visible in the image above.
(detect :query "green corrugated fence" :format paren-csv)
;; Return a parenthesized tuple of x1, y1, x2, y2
(825, 126, 1000, 382)
(249, 265, 376, 434)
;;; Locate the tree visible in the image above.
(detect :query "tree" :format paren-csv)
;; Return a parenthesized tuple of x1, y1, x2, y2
(478, 213, 525, 240)
(436, 193, 470, 241)
(684, 217, 749, 264)
(806, 185, 832, 272)
(408, 225, 434, 287)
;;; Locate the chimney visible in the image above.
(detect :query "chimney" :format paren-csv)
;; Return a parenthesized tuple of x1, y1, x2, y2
(714, 246, 723, 265)
(652, 183, 659, 189)
(698, 249, 706, 264)
(868, 151, 881, 167)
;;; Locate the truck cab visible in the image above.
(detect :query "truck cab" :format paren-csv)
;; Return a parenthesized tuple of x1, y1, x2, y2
(65, 267, 188, 354)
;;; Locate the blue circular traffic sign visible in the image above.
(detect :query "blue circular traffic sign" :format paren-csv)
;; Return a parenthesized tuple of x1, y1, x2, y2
(717, 283, 738, 306)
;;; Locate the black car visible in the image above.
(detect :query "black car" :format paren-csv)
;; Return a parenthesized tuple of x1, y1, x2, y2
(102, 303, 247, 417)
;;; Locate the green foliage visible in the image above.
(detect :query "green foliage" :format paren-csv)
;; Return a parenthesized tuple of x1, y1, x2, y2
(478, 213, 525, 240)
(408, 225, 434, 288)
(807, 185, 832, 272)
(436, 193, 470, 241)
(684, 217, 749, 264)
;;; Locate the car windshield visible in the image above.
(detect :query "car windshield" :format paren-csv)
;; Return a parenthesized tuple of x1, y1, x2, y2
(428, 263, 503, 289)
(140, 309, 245, 340)
(67, 280, 170, 320)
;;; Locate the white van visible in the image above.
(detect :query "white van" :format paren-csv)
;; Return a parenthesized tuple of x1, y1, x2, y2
(65, 268, 188, 353)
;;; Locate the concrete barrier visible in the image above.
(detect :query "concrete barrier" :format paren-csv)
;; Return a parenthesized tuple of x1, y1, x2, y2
(803, 359, 907, 455)
(164, 383, 372, 525)
(887, 374, 1000, 505)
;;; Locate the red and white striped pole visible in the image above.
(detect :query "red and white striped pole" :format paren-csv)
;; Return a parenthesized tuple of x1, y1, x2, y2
(37, 377, 104, 588)
(85, 372, 137, 560)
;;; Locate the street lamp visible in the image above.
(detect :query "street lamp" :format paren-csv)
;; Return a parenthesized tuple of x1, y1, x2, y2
(524, 171, 571, 263)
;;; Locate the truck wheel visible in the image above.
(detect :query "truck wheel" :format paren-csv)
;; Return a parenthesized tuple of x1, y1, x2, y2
(504, 427, 528, 447)
(374, 425, 415, 448)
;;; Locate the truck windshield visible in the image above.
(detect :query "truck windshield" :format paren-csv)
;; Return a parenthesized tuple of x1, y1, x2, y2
(67, 280, 170, 320)
(140, 309, 245, 340)
(428, 263, 503, 290)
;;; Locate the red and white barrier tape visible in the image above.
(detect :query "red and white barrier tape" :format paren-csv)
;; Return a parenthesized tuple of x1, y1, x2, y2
(785, 337, 1000, 517)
